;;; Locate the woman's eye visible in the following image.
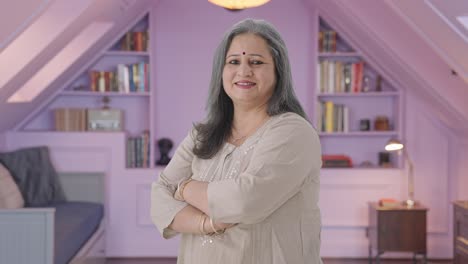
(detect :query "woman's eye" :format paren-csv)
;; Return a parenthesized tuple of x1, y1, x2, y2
(251, 60, 264, 65)
(228, 60, 240, 64)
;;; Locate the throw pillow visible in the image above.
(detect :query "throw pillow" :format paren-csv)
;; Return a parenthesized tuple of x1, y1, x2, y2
(0, 146, 67, 207)
(0, 162, 25, 208)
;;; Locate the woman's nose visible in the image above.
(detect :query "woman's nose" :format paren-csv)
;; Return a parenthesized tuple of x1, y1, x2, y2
(237, 62, 253, 77)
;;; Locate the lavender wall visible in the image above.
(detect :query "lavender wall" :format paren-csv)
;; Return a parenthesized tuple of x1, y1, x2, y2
(152, 0, 314, 146)
(150, 0, 466, 258)
(3, 0, 466, 258)
(310, 0, 468, 258)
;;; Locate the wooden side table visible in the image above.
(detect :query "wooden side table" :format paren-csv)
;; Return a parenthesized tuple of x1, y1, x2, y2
(367, 202, 428, 264)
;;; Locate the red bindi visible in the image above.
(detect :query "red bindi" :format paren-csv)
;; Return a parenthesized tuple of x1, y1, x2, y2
(242, 51, 246, 55)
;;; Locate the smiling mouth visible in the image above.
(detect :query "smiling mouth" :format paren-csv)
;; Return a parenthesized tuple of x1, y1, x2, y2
(235, 81, 256, 89)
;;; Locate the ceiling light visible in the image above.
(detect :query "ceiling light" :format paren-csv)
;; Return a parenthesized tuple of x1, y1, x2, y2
(208, 0, 270, 10)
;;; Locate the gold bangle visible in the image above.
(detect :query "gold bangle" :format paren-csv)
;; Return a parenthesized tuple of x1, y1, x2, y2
(197, 212, 204, 235)
(209, 217, 220, 235)
(200, 214, 207, 235)
(179, 178, 193, 201)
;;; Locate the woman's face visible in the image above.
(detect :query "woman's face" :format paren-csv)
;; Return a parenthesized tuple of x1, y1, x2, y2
(222, 33, 276, 109)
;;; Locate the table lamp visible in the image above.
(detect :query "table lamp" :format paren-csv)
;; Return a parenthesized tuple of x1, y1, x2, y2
(385, 138, 415, 207)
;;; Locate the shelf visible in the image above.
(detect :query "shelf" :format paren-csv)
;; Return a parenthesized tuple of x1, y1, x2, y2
(60, 91, 150, 97)
(16, 130, 125, 134)
(317, 92, 399, 97)
(319, 131, 398, 137)
(318, 52, 361, 57)
(103, 51, 149, 56)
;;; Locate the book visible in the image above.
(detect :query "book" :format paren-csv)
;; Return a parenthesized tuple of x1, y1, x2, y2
(322, 155, 353, 168)
(378, 198, 400, 208)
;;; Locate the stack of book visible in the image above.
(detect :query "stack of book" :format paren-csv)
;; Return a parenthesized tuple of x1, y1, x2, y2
(317, 60, 365, 94)
(89, 62, 149, 93)
(317, 101, 349, 133)
(126, 130, 150, 168)
(378, 198, 401, 208)
(319, 30, 337, 52)
(119, 31, 149, 51)
(54, 108, 87, 131)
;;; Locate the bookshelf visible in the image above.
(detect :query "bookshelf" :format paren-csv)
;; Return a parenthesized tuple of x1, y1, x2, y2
(20, 13, 153, 169)
(315, 17, 402, 169)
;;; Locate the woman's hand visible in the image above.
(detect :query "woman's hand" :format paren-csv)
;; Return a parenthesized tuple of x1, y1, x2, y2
(208, 220, 237, 234)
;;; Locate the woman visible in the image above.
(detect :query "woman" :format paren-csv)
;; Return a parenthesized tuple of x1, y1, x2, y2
(151, 18, 323, 264)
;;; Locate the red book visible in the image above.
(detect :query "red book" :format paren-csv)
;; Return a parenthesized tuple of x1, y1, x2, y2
(321, 155, 353, 168)
(133, 32, 143, 52)
(378, 198, 400, 207)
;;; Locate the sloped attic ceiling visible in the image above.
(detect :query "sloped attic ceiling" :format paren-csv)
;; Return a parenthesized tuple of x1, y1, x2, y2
(0, 0, 52, 51)
(1, 0, 467, 134)
(0, 0, 154, 132)
(386, 0, 468, 84)
(307, 0, 468, 135)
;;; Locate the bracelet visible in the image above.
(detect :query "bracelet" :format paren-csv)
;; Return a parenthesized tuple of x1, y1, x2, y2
(197, 212, 204, 235)
(209, 217, 220, 235)
(200, 214, 207, 235)
(179, 178, 193, 201)
(174, 178, 192, 201)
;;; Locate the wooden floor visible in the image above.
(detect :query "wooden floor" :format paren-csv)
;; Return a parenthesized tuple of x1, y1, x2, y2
(106, 258, 453, 264)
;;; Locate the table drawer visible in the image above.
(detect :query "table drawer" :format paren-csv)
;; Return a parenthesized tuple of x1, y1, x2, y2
(455, 211, 468, 239)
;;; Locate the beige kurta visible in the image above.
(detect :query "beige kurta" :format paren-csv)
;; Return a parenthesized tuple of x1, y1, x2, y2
(151, 112, 323, 264)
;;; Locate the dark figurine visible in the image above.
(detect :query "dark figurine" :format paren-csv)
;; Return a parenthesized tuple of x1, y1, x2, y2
(156, 138, 173, 165)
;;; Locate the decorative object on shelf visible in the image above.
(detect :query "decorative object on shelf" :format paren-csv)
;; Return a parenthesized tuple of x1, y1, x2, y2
(374, 115, 389, 131)
(156, 138, 173, 166)
(359, 119, 370, 131)
(101, 96, 110, 109)
(87, 96, 123, 131)
(362, 75, 370, 92)
(208, 0, 270, 10)
(385, 138, 415, 207)
(378, 152, 391, 167)
(321, 155, 353, 168)
(358, 160, 374, 168)
(87, 109, 123, 131)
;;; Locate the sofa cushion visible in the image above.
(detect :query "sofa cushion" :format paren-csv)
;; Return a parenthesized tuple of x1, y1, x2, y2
(0, 163, 24, 209)
(0, 146, 67, 207)
(52, 201, 104, 264)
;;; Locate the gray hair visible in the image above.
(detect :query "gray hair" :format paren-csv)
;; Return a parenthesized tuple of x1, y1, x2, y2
(193, 18, 308, 159)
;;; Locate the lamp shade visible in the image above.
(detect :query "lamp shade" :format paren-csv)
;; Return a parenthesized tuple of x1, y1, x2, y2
(208, 0, 270, 10)
(385, 138, 404, 152)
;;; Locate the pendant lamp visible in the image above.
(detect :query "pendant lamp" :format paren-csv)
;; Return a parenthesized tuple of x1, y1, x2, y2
(208, 0, 271, 10)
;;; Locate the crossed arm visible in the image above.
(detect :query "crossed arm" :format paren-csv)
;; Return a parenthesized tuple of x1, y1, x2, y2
(151, 116, 321, 239)
(168, 180, 233, 235)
